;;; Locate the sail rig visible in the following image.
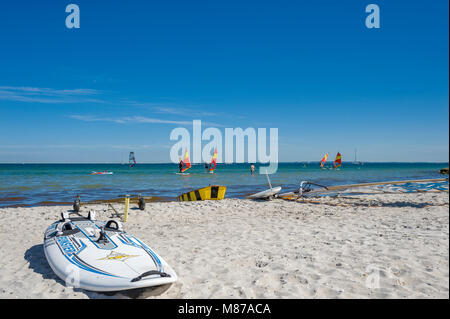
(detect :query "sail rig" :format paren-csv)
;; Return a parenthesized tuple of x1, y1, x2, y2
(129, 152, 136, 168)
(320, 153, 328, 168)
(353, 149, 362, 165)
(209, 148, 218, 173)
(334, 152, 342, 168)
(181, 149, 191, 173)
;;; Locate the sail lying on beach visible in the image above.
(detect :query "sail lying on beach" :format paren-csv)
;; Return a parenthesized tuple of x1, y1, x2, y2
(181, 149, 191, 173)
(320, 153, 328, 168)
(209, 148, 218, 172)
(334, 152, 342, 168)
(129, 152, 136, 168)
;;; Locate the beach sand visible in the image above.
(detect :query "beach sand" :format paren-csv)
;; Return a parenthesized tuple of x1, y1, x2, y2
(0, 191, 448, 299)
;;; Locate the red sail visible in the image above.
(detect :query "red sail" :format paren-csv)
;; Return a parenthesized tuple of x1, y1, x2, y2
(181, 149, 191, 173)
(320, 153, 328, 168)
(209, 148, 218, 172)
(334, 152, 342, 168)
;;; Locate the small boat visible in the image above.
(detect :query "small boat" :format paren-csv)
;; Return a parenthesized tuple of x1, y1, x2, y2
(177, 185, 227, 201)
(90, 171, 113, 175)
(353, 148, 363, 165)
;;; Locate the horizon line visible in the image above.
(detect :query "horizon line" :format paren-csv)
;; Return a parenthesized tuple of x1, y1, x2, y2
(0, 161, 448, 165)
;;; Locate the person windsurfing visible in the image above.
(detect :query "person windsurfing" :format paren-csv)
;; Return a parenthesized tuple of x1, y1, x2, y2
(179, 159, 184, 173)
(320, 153, 328, 169)
(334, 152, 342, 169)
(178, 149, 191, 174)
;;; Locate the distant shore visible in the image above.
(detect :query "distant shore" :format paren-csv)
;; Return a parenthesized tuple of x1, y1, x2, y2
(0, 191, 448, 299)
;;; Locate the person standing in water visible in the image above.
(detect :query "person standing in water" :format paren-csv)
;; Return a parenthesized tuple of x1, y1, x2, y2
(250, 164, 255, 175)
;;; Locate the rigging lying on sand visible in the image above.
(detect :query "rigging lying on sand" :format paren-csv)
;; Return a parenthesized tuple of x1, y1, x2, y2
(278, 178, 449, 199)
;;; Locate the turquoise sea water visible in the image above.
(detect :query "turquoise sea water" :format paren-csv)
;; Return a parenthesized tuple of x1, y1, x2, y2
(0, 162, 447, 207)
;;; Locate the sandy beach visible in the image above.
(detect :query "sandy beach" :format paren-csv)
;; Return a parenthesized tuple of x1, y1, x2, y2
(0, 191, 448, 299)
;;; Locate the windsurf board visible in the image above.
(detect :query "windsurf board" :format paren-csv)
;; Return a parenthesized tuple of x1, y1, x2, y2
(247, 186, 282, 199)
(44, 212, 177, 292)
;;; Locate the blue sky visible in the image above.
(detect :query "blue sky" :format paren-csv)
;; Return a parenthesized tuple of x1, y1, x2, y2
(0, 0, 448, 163)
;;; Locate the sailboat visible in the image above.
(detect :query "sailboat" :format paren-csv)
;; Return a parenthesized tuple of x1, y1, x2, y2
(129, 152, 136, 168)
(209, 148, 218, 174)
(320, 153, 328, 169)
(177, 149, 191, 175)
(353, 149, 363, 165)
(333, 152, 342, 169)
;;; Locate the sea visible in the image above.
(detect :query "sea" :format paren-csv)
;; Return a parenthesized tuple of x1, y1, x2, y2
(0, 162, 448, 207)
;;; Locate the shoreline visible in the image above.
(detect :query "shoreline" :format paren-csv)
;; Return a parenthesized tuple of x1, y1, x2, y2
(0, 177, 448, 209)
(1, 163, 447, 208)
(0, 192, 448, 299)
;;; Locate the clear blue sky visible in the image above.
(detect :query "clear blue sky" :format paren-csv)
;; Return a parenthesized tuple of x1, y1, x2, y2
(0, 0, 448, 163)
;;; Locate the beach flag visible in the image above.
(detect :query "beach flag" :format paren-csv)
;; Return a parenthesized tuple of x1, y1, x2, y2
(334, 152, 342, 168)
(209, 148, 218, 172)
(320, 153, 328, 168)
(181, 149, 191, 173)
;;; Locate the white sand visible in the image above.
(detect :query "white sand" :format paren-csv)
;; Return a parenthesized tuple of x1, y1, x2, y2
(0, 191, 448, 299)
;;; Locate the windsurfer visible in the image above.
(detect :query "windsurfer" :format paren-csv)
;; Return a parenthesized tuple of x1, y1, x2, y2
(179, 159, 184, 173)
(251, 164, 255, 175)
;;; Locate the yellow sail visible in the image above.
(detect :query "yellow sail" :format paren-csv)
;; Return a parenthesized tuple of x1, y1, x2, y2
(320, 153, 328, 168)
(181, 149, 191, 173)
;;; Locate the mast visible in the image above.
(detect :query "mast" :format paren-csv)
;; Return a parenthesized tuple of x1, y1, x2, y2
(320, 153, 328, 168)
(129, 152, 136, 168)
(181, 149, 191, 173)
(209, 148, 218, 172)
(334, 152, 342, 168)
(353, 148, 362, 165)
